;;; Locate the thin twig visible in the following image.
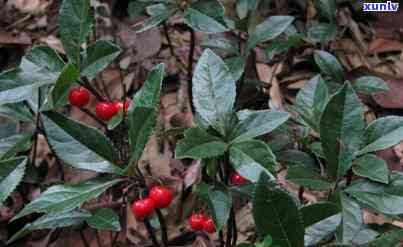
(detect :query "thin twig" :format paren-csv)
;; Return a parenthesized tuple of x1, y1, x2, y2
(30, 90, 41, 167)
(298, 187, 305, 203)
(144, 219, 160, 247)
(79, 230, 91, 247)
(79, 78, 105, 102)
(156, 209, 168, 246)
(187, 28, 196, 113)
(79, 107, 107, 128)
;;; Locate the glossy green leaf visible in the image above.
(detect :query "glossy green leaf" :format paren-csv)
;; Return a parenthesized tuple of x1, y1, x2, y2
(353, 154, 389, 184)
(0, 134, 32, 160)
(246, 16, 294, 51)
(59, 0, 93, 65)
(136, 4, 178, 33)
(231, 110, 290, 143)
(7, 209, 91, 243)
(225, 56, 245, 81)
(353, 76, 389, 94)
(308, 23, 338, 44)
(127, 64, 164, 171)
(305, 214, 341, 246)
(276, 149, 317, 168)
(0, 102, 34, 122)
(358, 116, 403, 155)
(236, 0, 249, 19)
(81, 40, 122, 79)
(295, 75, 329, 131)
(48, 63, 79, 109)
(230, 140, 276, 182)
(184, 0, 228, 33)
(0, 157, 27, 204)
(192, 49, 236, 135)
(12, 177, 122, 221)
(286, 165, 333, 191)
(42, 111, 122, 174)
(253, 173, 304, 247)
(201, 37, 239, 55)
(319, 82, 365, 180)
(345, 171, 403, 215)
(314, 50, 344, 83)
(301, 202, 340, 228)
(265, 34, 303, 59)
(175, 127, 226, 159)
(360, 229, 403, 247)
(87, 208, 121, 231)
(314, 0, 337, 21)
(0, 46, 63, 105)
(107, 109, 124, 130)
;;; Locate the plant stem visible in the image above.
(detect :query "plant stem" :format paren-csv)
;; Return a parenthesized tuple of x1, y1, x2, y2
(79, 107, 107, 128)
(79, 77, 105, 102)
(30, 89, 41, 167)
(144, 219, 160, 247)
(187, 28, 196, 113)
(156, 209, 168, 246)
(79, 230, 90, 247)
(298, 186, 304, 203)
(346, 169, 353, 186)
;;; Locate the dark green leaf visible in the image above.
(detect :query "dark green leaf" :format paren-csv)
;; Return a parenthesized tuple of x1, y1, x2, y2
(314, 50, 344, 83)
(305, 214, 341, 246)
(319, 82, 365, 180)
(308, 23, 338, 44)
(192, 49, 236, 135)
(253, 173, 304, 247)
(231, 110, 290, 143)
(175, 128, 226, 159)
(81, 40, 122, 79)
(59, 0, 93, 65)
(246, 16, 294, 51)
(107, 109, 124, 130)
(301, 202, 340, 228)
(0, 102, 34, 122)
(87, 208, 121, 231)
(358, 116, 403, 155)
(42, 111, 121, 174)
(201, 37, 239, 55)
(225, 56, 245, 81)
(353, 154, 389, 184)
(132, 63, 164, 109)
(265, 34, 303, 59)
(345, 171, 403, 215)
(353, 76, 389, 94)
(229, 140, 276, 182)
(136, 4, 178, 33)
(361, 229, 403, 247)
(310, 142, 325, 158)
(0, 157, 27, 204)
(286, 165, 333, 190)
(0, 134, 32, 160)
(7, 209, 91, 243)
(12, 177, 122, 221)
(314, 0, 337, 21)
(48, 63, 79, 109)
(276, 149, 317, 168)
(184, 0, 228, 33)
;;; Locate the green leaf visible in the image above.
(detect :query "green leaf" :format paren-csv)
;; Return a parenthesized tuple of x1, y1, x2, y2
(0, 46, 64, 105)
(42, 111, 122, 174)
(286, 165, 333, 191)
(86, 208, 121, 231)
(305, 214, 341, 246)
(184, 0, 228, 33)
(319, 82, 365, 180)
(0, 134, 32, 160)
(175, 127, 226, 159)
(225, 56, 246, 81)
(230, 110, 290, 143)
(357, 116, 403, 155)
(192, 49, 236, 135)
(7, 209, 91, 243)
(201, 37, 239, 55)
(59, 0, 93, 65)
(265, 34, 303, 59)
(127, 64, 164, 171)
(229, 140, 276, 182)
(295, 75, 329, 131)
(353, 154, 389, 184)
(81, 40, 122, 79)
(195, 183, 231, 231)
(345, 171, 403, 215)
(107, 109, 124, 130)
(12, 177, 122, 221)
(253, 173, 304, 247)
(136, 4, 178, 33)
(314, 50, 344, 83)
(301, 202, 340, 228)
(0, 102, 34, 122)
(276, 150, 317, 168)
(0, 157, 27, 204)
(314, 0, 337, 21)
(360, 229, 403, 247)
(48, 63, 80, 109)
(308, 23, 338, 44)
(246, 16, 294, 51)
(353, 76, 389, 94)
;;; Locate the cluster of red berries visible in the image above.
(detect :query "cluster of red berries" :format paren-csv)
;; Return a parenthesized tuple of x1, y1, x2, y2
(131, 186, 173, 220)
(188, 212, 216, 233)
(68, 87, 129, 121)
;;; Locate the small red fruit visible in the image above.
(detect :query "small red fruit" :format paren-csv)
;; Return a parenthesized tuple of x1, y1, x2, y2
(68, 87, 90, 107)
(149, 186, 173, 209)
(203, 218, 216, 233)
(95, 102, 118, 121)
(189, 213, 205, 231)
(131, 198, 155, 220)
(230, 172, 248, 185)
(114, 101, 130, 111)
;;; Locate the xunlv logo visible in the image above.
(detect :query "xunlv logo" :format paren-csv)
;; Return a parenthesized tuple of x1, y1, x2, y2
(363, 1, 399, 11)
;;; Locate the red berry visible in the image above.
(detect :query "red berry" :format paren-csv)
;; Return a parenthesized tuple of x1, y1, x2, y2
(95, 102, 118, 121)
(114, 101, 130, 111)
(189, 213, 205, 231)
(203, 218, 216, 233)
(131, 198, 155, 220)
(149, 186, 173, 209)
(68, 87, 90, 107)
(230, 172, 248, 185)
